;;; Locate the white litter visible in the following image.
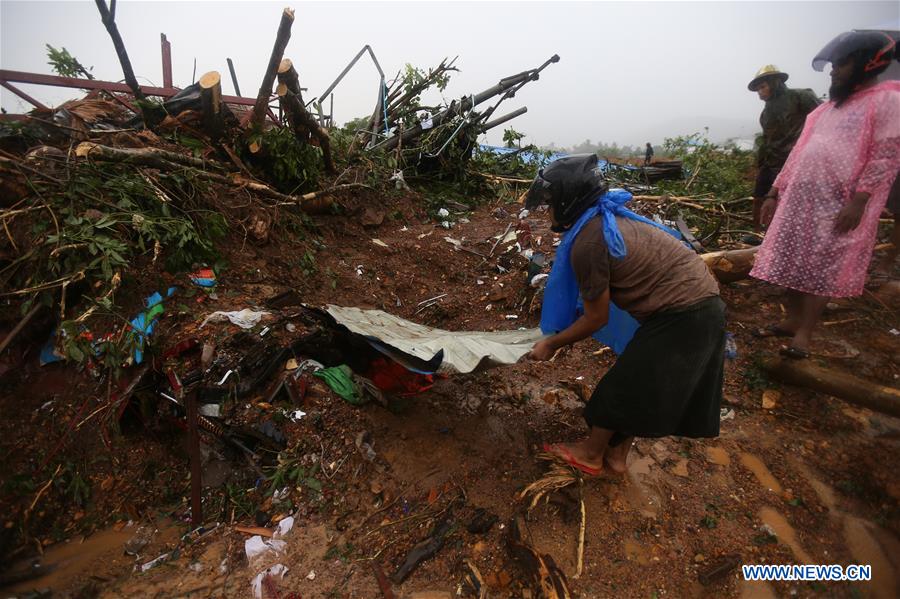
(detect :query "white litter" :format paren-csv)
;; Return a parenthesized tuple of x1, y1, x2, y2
(518, 209, 530, 220)
(390, 170, 410, 190)
(273, 516, 294, 539)
(216, 369, 234, 386)
(199, 404, 221, 417)
(201, 309, 271, 329)
(306, 570, 317, 581)
(251, 564, 288, 599)
(530, 273, 549, 288)
(437, 208, 450, 218)
(245, 535, 287, 572)
(494, 230, 517, 244)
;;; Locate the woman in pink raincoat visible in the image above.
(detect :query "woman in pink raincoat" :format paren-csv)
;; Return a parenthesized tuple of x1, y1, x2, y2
(751, 31, 900, 359)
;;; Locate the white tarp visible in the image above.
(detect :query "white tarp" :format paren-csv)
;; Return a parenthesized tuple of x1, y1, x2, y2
(325, 304, 545, 374)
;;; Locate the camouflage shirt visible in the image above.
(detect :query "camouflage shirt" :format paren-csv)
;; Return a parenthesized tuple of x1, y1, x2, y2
(758, 87, 820, 168)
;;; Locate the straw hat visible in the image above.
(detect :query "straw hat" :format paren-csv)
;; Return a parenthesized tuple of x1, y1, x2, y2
(748, 65, 789, 91)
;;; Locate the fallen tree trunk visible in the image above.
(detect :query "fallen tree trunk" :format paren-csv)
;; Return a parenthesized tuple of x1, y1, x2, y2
(701, 247, 758, 283)
(75, 141, 220, 171)
(763, 357, 900, 419)
(199, 71, 224, 140)
(250, 8, 294, 131)
(94, 0, 145, 103)
(74, 142, 359, 212)
(278, 85, 335, 174)
(695, 241, 892, 284)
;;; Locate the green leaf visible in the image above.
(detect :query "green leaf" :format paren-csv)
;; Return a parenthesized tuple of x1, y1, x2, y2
(67, 344, 84, 362)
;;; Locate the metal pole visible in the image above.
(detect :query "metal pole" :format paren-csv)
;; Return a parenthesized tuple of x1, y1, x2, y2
(160, 33, 173, 88)
(480, 106, 528, 132)
(226, 58, 241, 96)
(0, 80, 48, 109)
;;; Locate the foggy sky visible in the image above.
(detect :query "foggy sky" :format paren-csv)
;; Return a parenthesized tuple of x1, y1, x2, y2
(2, 1, 898, 148)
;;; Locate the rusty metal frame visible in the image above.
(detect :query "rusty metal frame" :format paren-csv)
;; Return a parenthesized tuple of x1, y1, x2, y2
(0, 69, 265, 107)
(161, 33, 173, 89)
(0, 78, 49, 109)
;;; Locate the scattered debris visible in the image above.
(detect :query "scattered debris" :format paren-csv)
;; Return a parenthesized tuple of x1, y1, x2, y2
(391, 517, 454, 584)
(201, 309, 271, 329)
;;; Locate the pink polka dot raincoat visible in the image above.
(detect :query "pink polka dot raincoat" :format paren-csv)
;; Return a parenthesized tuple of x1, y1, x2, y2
(751, 80, 900, 297)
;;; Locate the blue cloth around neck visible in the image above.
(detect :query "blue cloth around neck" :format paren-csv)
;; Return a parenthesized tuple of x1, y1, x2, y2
(540, 189, 682, 354)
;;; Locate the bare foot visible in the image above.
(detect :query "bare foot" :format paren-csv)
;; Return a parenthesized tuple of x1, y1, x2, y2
(603, 437, 633, 475)
(545, 440, 604, 472)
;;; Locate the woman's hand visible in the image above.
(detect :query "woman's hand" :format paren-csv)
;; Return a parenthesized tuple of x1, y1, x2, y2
(527, 338, 557, 361)
(833, 192, 869, 234)
(760, 190, 778, 227)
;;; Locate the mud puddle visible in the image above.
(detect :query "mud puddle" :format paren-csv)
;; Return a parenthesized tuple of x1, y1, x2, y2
(758, 506, 812, 564)
(740, 453, 782, 495)
(3, 520, 182, 595)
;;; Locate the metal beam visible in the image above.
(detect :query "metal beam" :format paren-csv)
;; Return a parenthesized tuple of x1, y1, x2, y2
(226, 58, 241, 96)
(0, 69, 259, 107)
(0, 79, 48, 109)
(160, 33, 173, 88)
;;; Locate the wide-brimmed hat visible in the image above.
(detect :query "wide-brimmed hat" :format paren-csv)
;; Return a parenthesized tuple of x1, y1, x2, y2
(748, 65, 789, 91)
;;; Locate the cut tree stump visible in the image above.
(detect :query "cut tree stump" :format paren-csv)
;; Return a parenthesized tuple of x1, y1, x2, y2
(701, 247, 759, 283)
(199, 71, 224, 140)
(250, 8, 294, 133)
(276, 58, 303, 102)
(763, 357, 900, 419)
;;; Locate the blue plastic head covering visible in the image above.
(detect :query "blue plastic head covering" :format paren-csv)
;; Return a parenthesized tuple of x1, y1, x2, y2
(812, 30, 898, 72)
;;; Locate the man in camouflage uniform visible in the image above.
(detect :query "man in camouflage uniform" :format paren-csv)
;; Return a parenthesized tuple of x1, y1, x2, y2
(747, 65, 819, 244)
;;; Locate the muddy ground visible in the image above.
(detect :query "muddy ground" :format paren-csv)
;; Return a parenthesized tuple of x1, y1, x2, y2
(1, 188, 898, 598)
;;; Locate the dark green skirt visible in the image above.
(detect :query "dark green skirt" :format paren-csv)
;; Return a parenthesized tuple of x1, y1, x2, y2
(584, 296, 725, 438)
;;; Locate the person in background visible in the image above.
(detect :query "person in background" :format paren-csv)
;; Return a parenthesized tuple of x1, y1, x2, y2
(643, 142, 654, 166)
(746, 65, 819, 245)
(874, 172, 900, 277)
(525, 155, 724, 476)
(751, 32, 900, 358)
